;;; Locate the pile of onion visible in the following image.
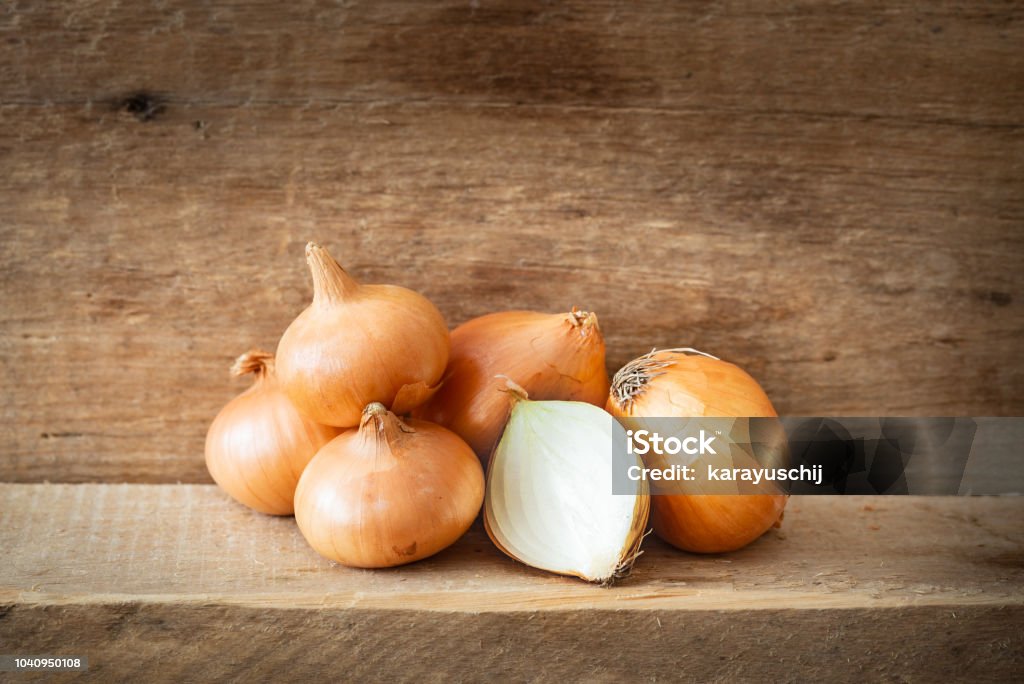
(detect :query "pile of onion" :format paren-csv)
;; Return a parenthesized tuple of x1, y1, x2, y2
(205, 240, 792, 578)
(205, 243, 485, 568)
(606, 349, 786, 554)
(415, 308, 609, 462)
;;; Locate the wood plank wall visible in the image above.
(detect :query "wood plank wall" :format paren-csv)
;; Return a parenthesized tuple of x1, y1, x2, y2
(1, 1, 1022, 482)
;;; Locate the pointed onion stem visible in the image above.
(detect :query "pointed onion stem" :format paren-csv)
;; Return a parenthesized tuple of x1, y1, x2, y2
(305, 242, 360, 304)
(230, 349, 275, 378)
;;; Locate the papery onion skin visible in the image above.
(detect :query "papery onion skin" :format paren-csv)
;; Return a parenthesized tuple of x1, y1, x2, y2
(294, 403, 484, 568)
(205, 350, 341, 515)
(276, 243, 449, 427)
(607, 349, 786, 554)
(414, 309, 609, 462)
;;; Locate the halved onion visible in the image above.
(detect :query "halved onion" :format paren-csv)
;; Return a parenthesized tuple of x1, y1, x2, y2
(484, 389, 649, 584)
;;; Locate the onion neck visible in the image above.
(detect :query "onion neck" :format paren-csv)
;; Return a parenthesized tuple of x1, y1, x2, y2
(230, 349, 275, 383)
(306, 242, 360, 305)
(567, 307, 600, 338)
(361, 402, 415, 451)
(497, 376, 530, 404)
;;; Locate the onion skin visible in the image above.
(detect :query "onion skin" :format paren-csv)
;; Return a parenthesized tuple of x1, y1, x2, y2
(205, 350, 340, 516)
(276, 243, 450, 427)
(607, 350, 786, 554)
(641, 493, 786, 555)
(414, 309, 609, 462)
(294, 404, 484, 568)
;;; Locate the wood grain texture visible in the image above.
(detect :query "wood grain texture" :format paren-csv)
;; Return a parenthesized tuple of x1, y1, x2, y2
(6, 485, 1024, 609)
(4, 605, 1020, 683)
(1, 1, 1023, 482)
(1, 485, 1022, 681)
(2, 1, 1022, 121)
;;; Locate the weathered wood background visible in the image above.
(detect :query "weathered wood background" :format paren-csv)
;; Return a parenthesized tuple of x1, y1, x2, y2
(2, 1, 1023, 483)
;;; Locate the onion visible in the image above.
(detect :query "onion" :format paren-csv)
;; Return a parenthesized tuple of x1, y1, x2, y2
(294, 403, 484, 568)
(414, 309, 609, 462)
(205, 350, 340, 515)
(484, 385, 649, 584)
(606, 349, 786, 554)
(276, 243, 449, 427)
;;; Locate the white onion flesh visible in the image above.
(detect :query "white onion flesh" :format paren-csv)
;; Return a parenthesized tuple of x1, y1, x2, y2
(484, 399, 649, 583)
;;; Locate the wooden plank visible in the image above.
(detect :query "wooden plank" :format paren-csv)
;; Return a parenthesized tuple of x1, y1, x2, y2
(3, 604, 1020, 683)
(2, 1, 1022, 123)
(1, 100, 1022, 482)
(2, 485, 1022, 608)
(2, 0, 1023, 484)
(0, 485, 1022, 681)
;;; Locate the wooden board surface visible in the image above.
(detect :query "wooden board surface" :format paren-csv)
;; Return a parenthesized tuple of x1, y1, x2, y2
(5, 485, 1024, 610)
(2, 0, 1023, 484)
(1, 485, 1022, 681)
